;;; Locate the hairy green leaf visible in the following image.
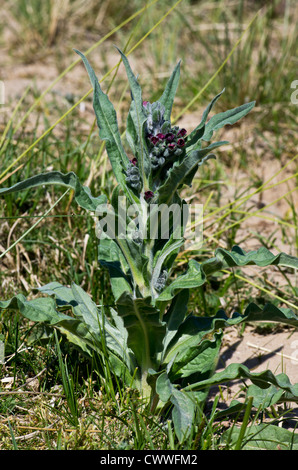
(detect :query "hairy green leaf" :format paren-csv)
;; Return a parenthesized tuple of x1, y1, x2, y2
(246, 384, 284, 408)
(0, 171, 106, 212)
(161, 290, 189, 360)
(202, 100, 256, 141)
(38, 282, 132, 364)
(0, 285, 135, 382)
(156, 371, 195, 443)
(116, 292, 166, 370)
(185, 362, 298, 397)
(98, 238, 133, 301)
(157, 245, 298, 302)
(116, 47, 150, 189)
(185, 89, 225, 152)
(163, 302, 298, 377)
(75, 49, 138, 204)
(157, 142, 224, 205)
(158, 60, 181, 121)
(217, 245, 298, 269)
(221, 423, 298, 450)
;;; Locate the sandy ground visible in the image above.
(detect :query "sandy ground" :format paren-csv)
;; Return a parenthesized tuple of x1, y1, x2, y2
(218, 325, 298, 387)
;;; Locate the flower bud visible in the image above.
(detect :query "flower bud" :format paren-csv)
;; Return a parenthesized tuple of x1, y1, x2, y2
(174, 148, 183, 156)
(154, 270, 168, 292)
(126, 162, 142, 191)
(144, 190, 154, 201)
(177, 128, 187, 137)
(165, 133, 175, 142)
(156, 133, 166, 140)
(168, 142, 177, 151)
(150, 136, 160, 146)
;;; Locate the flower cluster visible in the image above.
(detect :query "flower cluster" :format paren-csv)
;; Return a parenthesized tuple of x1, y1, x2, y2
(154, 269, 168, 292)
(125, 159, 142, 192)
(125, 100, 187, 201)
(143, 100, 187, 170)
(148, 126, 187, 170)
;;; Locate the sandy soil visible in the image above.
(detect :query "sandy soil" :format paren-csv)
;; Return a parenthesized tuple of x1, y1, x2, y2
(218, 325, 298, 389)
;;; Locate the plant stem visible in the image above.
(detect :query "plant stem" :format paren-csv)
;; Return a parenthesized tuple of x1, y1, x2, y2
(234, 396, 253, 450)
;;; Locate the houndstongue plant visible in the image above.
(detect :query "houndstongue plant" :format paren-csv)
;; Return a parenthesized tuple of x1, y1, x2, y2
(1, 48, 298, 441)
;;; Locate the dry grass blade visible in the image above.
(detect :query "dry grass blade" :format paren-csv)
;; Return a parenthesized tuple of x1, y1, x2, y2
(0, 0, 161, 181)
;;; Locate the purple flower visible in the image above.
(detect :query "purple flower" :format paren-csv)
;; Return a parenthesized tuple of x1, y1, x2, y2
(144, 190, 154, 201)
(177, 128, 187, 137)
(168, 143, 177, 151)
(130, 157, 138, 166)
(143, 101, 149, 106)
(150, 136, 159, 145)
(165, 133, 175, 142)
(156, 133, 166, 140)
(177, 138, 185, 148)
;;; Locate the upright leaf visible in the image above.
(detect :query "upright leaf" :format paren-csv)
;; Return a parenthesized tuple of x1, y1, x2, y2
(75, 49, 138, 203)
(151, 236, 184, 297)
(116, 47, 150, 189)
(161, 290, 189, 359)
(185, 89, 225, 150)
(158, 60, 181, 121)
(156, 371, 195, 443)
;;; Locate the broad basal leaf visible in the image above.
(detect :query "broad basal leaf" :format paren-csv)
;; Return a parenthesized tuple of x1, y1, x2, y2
(0, 285, 135, 383)
(156, 371, 195, 443)
(116, 292, 166, 371)
(184, 363, 298, 398)
(221, 423, 298, 450)
(38, 282, 132, 367)
(163, 302, 298, 370)
(246, 384, 284, 409)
